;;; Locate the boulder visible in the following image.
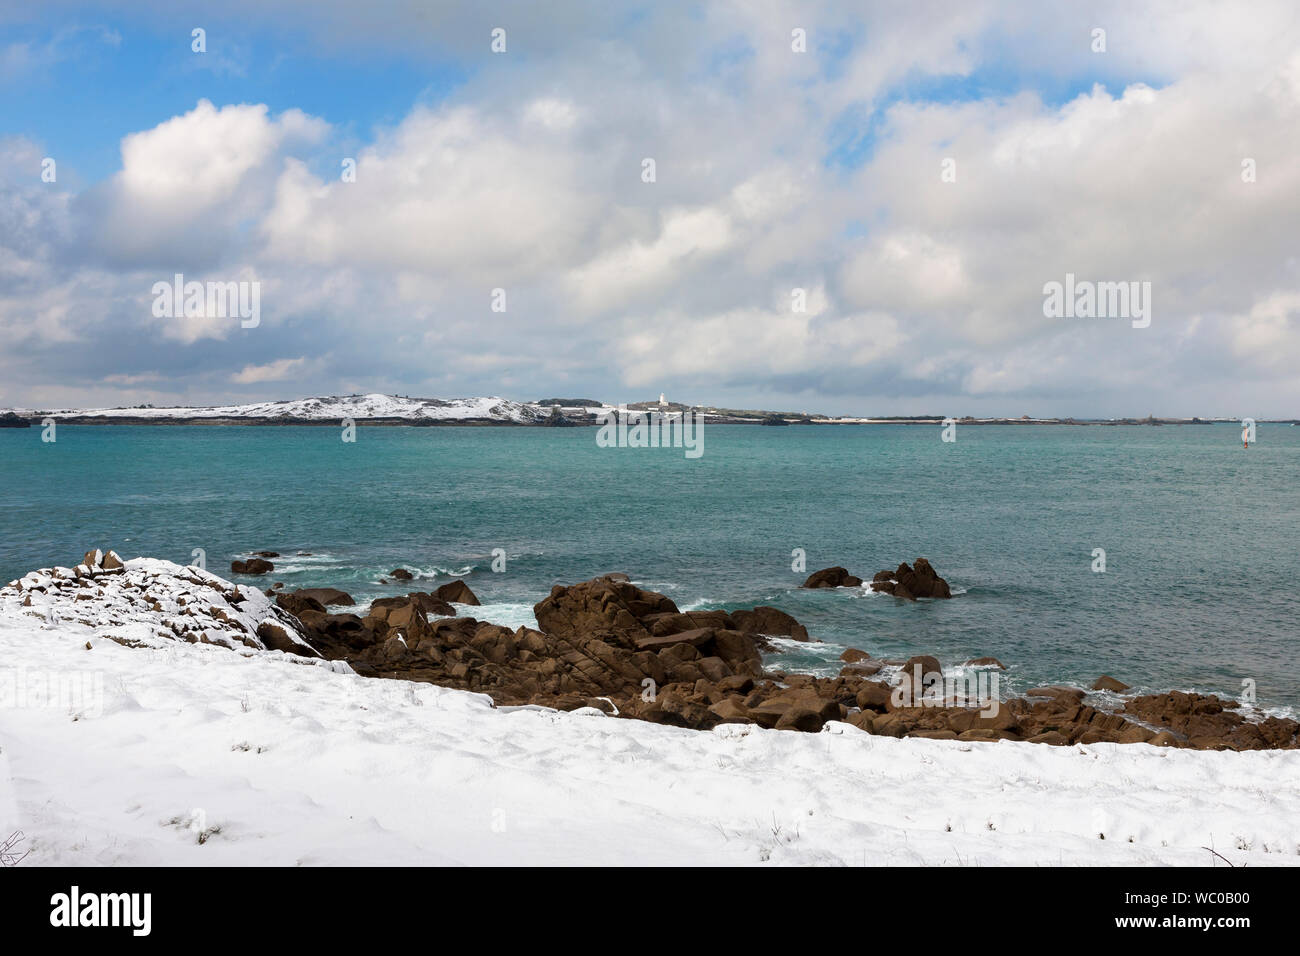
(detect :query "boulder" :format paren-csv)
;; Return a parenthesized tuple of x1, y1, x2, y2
(391, 568, 414, 580)
(256, 621, 319, 658)
(894, 655, 943, 703)
(728, 606, 810, 642)
(231, 558, 274, 575)
(801, 567, 863, 589)
(1091, 674, 1131, 692)
(292, 587, 354, 607)
(1026, 685, 1086, 701)
(965, 656, 1005, 669)
(434, 579, 481, 606)
(275, 592, 326, 616)
(840, 648, 872, 663)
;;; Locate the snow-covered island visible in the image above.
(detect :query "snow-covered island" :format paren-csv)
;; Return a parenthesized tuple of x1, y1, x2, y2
(2, 552, 1298, 866)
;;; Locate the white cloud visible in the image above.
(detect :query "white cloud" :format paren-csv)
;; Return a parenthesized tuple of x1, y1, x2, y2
(231, 357, 308, 384)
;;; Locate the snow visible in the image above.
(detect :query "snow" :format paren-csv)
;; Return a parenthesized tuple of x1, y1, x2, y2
(11, 393, 547, 423)
(2, 562, 1299, 866)
(1, 557, 316, 655)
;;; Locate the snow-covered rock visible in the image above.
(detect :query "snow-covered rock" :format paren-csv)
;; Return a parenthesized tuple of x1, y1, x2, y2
(0, 554, 316, 656)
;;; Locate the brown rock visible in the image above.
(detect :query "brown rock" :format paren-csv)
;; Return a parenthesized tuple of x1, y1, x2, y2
(708, 698, 751, 723)
(291, 587, 354, 607)
(391, 568, 414, 580)
(434, 579, 480, 605)
(255, 621, 319, 658)
(964, 656, 1006, 669)
(1027, 731, 1069, 746)
(855, 681, 893, 712)
(840, 648, 871, 663)
(1026, 685, 1086, 701)
(1091, 674, 1131, 692)
(231, 558, 274, 575)
(729, 606, 810, 641)
(801, 567, 864, 589)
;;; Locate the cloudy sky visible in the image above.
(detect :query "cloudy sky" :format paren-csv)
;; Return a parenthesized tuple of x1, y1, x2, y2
(2, 1, 1298, 417)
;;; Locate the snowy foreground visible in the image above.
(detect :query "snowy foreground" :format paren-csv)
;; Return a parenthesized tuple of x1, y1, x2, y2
(2, 571, 1299, 866)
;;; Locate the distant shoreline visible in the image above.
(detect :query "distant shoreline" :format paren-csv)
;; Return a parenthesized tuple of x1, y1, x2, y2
(3, 415, 1296, 428)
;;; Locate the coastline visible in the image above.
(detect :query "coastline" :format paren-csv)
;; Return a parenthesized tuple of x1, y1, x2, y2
(2, 552, 1298, 867)
(5, 551, 1295, 752)
(3, 416, 1295, 427)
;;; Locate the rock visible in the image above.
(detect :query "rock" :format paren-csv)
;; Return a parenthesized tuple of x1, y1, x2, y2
(801, 567, 863, 589)
(275, 592, 326, 616)
(0, 411, 31, 428)
(855, 681, 893, 711)
(1026, 685, 1086, 701)
(841, 660, 883, 677)
(708, 698, 751, 723)
(1027, 731, 1069, 746)
(965, 656, 1005, 669)
(847, 711, 875, 733)
(728, 606, 810, 642)
(775, 706, 830, 733)
(1121, 690, 1299, 751)
(391, 568, 414, 580)
(644, 610, 732, 635)
(256, 621, 319, 658)
(291, 587, 354, 607)
(1091, 674, 1131, 692)
(840, 648, 871, 663)
(635, 628, 715, 652)
(895, 655, 943, 703)
(869, 558, 952, 599)
(434, 579, 480, 605)
(231, 558, 274, 575)
(253, 551, 280, 558)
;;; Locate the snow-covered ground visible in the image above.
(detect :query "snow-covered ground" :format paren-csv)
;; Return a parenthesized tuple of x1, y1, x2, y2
(2, 564, 1299, 866)
(9, 393, 547, 423)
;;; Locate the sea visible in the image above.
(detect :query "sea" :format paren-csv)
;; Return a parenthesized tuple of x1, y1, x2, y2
(2, 422, 1296, 712)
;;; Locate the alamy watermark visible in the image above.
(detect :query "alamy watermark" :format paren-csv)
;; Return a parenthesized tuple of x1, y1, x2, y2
(1, 668, 104, 717)
(891, 664, 1001, 717)
(596, 408, 705, 459)
(152, 273, 260, 328)
(1043, 273, 1150, 328)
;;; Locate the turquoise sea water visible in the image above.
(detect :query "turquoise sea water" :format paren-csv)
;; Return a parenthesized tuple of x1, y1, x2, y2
(2, 423, 1297, 711)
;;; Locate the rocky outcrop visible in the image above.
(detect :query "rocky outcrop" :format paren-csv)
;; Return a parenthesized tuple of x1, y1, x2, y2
(869, 558, 951, 600)
(14, 554, 1296, 752)
(231, 557, 274, 575)
(0, 551, 317, 656)
(391, 568, 414, 580)
(1122, 691, 1300, 750)
(801, 567, 863, 589)
(0, 411, 30, 428)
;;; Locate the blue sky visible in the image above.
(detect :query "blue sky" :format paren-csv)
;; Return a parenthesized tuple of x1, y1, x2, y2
(1, 1, 1298, 417)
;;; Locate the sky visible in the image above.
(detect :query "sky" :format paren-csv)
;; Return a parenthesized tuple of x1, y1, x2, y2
(1, 0, 1298, 418)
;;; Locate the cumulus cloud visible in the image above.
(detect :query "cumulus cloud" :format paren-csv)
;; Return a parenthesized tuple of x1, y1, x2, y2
(3, 0, 1300, 415)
